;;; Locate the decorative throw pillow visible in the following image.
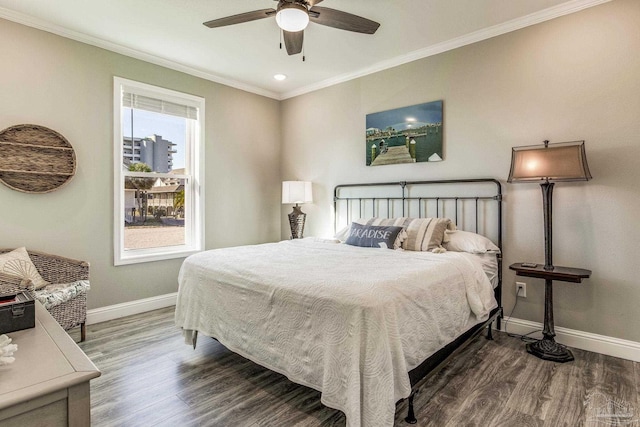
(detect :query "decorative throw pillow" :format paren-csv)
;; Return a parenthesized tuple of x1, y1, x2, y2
(402, 217, 454, 251)
(345, 223, 403, 249)
(348, 217, 407, 249)
(0, 248, 48, 290)
(443, 230, 500, 253)
(354, 217, 453, 252)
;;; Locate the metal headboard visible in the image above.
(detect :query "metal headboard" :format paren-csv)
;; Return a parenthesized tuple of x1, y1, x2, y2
(334, 178, 503, 317)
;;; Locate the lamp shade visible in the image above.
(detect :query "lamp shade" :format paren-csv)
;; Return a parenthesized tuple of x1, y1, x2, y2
(282, 181, 313, 204)
(508, 140, 592, 183)
(275, 3, 309, 32)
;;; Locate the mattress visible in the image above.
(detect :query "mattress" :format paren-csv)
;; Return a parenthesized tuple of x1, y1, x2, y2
(175, 238, 498, 427)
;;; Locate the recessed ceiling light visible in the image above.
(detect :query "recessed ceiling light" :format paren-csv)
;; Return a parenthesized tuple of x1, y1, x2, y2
(274, 74, 287, 81)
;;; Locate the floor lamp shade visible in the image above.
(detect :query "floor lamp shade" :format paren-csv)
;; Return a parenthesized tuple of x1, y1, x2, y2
(282, 181, 313, 239)
(507, 140, 592, 183)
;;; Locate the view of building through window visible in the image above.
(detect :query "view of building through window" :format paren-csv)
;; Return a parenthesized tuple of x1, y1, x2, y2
(122, 108, 188, 250)
(114, 77, 203, 265)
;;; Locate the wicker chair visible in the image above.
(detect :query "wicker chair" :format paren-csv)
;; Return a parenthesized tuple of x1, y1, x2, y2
(0, 249, 89, 342)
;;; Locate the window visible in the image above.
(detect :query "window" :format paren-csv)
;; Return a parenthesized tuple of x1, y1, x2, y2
(113, 77, 204, 265)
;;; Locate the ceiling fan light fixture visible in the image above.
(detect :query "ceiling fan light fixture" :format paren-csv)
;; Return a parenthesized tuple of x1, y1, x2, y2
(276, 3, 309, 32)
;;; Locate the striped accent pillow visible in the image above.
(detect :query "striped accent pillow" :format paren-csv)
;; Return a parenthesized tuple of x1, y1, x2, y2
(353, 217, 454, 251)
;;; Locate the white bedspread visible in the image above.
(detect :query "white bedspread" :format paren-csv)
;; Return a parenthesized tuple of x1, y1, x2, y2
(175, 238, 497, 427)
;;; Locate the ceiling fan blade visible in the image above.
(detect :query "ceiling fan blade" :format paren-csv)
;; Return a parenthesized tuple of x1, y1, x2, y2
(283, 30, 304, 55)
(309, 7, 380, 34)
(203, 9, 276, 28)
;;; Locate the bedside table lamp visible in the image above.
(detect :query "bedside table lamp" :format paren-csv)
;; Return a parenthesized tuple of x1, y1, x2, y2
(508, 140, 592, 362)
(282, 181, 313, 239)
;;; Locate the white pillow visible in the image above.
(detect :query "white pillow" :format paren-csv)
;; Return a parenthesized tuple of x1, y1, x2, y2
(443, 230, 500, 253)
(0, 247, 49, 289)
(333, 225, 351, 242)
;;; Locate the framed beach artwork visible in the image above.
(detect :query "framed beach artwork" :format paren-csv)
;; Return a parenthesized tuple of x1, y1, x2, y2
(366, 100, 443, 166)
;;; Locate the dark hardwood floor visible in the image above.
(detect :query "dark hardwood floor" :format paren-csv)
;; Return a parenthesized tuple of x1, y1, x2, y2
(72, 308, 640, 426)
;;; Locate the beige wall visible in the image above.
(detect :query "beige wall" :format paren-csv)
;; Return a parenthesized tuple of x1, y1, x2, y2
(0, 19, 282, 309)
(281, 0, 640, 342)
(1, 0, 638, 343)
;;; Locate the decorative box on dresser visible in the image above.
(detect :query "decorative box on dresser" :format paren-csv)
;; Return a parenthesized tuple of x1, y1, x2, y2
(0, 302, 100, 426)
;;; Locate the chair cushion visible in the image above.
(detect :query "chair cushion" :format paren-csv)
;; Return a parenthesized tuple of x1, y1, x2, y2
(34, 280, 90, 310)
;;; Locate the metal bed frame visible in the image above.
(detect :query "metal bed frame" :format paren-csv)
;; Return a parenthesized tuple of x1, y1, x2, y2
(334, 178, 503, 424)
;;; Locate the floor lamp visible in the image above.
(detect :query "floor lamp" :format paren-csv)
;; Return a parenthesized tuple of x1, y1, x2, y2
(282, 181, 313, 239)
(508, 140, 592, 362)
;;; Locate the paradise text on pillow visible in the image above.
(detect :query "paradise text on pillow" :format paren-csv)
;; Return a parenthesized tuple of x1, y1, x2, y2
(350, 228, 395, 240)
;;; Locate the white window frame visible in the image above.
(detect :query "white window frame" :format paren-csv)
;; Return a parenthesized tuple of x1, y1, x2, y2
(113, 77, 205, 266)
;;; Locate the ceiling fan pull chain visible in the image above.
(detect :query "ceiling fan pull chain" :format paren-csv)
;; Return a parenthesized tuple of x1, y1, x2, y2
(279, 29, 283, 50)
(303, 44, 306, 62)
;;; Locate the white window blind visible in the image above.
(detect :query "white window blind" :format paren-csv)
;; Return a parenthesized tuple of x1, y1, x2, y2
(122, 92, 198, 120)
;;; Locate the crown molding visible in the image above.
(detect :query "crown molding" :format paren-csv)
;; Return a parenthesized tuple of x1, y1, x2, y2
(280, 0, 612, 100)
(0, 0, 611, 101)
(0, 6, 280, 100)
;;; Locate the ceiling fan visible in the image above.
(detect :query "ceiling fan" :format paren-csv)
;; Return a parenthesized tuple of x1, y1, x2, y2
(203, 0, 380, 56)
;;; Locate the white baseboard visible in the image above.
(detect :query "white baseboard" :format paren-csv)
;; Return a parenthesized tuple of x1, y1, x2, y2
(503, 317, 640, 362)
(86, 292, 177, 325)
(86, 298, 640, 363)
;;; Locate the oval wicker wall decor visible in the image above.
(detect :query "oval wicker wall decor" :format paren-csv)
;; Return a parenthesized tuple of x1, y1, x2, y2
(0, 124, 76, 193)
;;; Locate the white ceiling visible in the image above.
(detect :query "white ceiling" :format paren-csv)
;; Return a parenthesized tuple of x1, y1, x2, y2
(0, 0, 608, 100)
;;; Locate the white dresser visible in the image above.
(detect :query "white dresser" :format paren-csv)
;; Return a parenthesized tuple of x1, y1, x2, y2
(0, 302, 100, 426)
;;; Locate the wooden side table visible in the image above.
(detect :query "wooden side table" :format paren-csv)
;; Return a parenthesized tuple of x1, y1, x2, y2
(509, 263, 591, 362)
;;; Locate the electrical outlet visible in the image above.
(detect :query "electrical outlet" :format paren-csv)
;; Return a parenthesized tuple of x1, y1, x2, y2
(516, 282, 526, 298)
